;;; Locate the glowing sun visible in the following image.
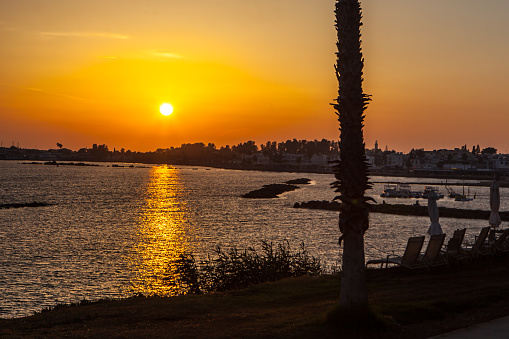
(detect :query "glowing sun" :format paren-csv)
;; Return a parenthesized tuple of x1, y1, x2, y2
(159, 103, 174, 116)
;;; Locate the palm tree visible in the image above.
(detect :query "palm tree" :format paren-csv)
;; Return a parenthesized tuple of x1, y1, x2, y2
(332, 0, 372, 316)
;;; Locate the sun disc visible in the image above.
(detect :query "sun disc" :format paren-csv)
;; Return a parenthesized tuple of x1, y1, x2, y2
(160, 103, 174, 116)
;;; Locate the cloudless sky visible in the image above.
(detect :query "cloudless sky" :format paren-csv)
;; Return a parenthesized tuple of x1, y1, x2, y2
(1, 0, 508, 152)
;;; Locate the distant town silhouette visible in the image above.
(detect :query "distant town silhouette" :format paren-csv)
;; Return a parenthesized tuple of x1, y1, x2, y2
(0, 140, 506, 180)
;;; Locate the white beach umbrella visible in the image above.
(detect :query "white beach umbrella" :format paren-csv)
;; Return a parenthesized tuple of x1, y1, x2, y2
(489, 181, 502, 228)
(427, 190, 443, 236)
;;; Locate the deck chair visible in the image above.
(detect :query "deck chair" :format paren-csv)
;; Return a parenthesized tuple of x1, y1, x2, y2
(463, 226, 491, 260)
(442, 236, 470, 265)
(366, 236, 425, 269)
(420, 234, 448, 270)
(452, 228, 466, 245)
(491, 229, 509, 255)
(488, 229, 497, 244)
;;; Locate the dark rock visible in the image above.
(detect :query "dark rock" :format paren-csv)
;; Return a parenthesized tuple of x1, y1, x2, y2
(285, 178, 311, 185)
(242, 184, 300, 199)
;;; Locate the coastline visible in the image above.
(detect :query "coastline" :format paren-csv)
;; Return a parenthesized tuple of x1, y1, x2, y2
(2, 160, 509, 336)
(10, 159, 509, 185)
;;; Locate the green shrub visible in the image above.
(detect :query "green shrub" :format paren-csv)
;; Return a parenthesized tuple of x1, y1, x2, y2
(166, 241, 322, 294)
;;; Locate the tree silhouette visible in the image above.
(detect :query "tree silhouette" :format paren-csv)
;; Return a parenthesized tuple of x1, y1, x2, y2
(56, 143, 63, 149)
(482, 147, 497, 155)
(332, 0, 372, 316)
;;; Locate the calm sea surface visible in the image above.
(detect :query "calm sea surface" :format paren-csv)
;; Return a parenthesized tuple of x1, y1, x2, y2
(0, 160, 506, 318)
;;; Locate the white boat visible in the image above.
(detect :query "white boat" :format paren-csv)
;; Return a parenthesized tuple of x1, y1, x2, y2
(380, 184, 421, 198)
(422, 186, 444, 199)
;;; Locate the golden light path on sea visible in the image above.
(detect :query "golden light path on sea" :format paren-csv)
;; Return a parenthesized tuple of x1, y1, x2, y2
(127, 165, 192, 296)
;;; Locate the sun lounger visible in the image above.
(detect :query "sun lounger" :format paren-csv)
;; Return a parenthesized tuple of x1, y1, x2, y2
(463, 226, 491, 260)
(491, 229, 509, 255)
(442, 236, 470, 265)
(366, 236, 425, 269)
(452, 228, 466, 245)
(420, 234, 448, 270)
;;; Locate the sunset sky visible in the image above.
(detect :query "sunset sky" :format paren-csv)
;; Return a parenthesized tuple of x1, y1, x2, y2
(1, 0, 508, 152)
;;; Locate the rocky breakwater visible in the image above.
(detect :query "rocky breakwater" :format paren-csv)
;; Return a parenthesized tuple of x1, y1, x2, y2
(293, 200, 341, 211)
(242, 178, 311, 199)
(0, 202, 56, 209)
(294, 200, 509, 221)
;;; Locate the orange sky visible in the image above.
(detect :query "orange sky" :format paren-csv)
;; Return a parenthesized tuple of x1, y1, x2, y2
(1, 0, 509, 152)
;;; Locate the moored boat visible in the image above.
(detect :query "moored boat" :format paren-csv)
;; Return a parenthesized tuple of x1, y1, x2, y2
(380, 184, 399, 198)
(422, 186, 444, 199)
(454, 194, 474, 201)
(380, 184, 422, 198)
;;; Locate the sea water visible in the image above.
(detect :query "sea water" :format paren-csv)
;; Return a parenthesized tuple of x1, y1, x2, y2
(0, 161, 503, 318)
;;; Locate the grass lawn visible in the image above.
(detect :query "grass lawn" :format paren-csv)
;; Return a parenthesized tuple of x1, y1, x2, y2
(3, 257, 509, 338)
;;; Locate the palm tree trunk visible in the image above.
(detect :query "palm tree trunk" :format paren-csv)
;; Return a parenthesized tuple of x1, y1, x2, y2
(333, 0, 371, 315)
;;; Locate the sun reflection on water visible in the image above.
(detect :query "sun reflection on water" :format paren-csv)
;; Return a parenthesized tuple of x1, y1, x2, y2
(126, 165, 193, 296)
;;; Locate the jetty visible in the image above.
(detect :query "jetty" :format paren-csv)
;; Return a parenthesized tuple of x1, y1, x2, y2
(294, 200, 509, 221)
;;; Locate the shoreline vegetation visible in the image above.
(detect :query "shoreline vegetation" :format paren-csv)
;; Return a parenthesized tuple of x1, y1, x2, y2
(4, 258, 509, 338)
(165, 241, 322, 294)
